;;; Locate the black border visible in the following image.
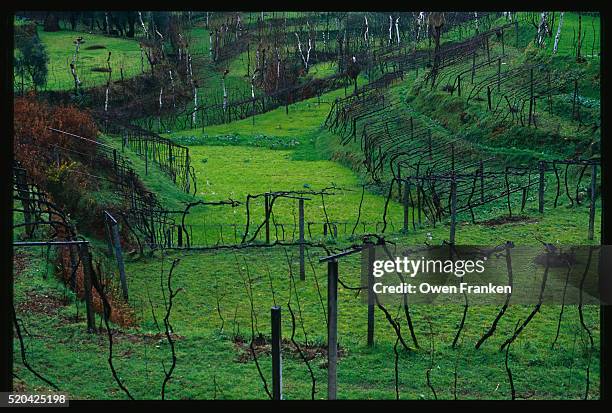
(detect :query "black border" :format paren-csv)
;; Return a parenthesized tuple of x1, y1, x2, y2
(1, 2, 610, 405)
(1, 8, 14, 396)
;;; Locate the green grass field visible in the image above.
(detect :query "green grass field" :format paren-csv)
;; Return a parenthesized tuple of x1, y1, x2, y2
(517, 12, 600, 57)
(26, 74, 600, 399)
(34, 27, 144, 91)
(13, 123, 602, 398)
(13, 12, 602, 400)
(13, 197, 601, 399)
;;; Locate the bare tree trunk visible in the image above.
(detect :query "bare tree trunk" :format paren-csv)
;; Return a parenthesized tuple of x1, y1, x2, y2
(553, 12, 565, 54)
(209, 31, 213, 57)
(537, 12, 549, 47)
(70, 63, 80, 93)
(105, 12, 110, 35)
(222, 76, 228, 120)
(395, 17, 400, 44)
(158, 87, 163, 131)
(275, 47, 280, 90)
(416, 12, 426, 43)
(169, 69, 175, 109)
(186, 53, 196, 126)
(70, 38, 82, 94)
(104, 51, 112, 112)
(138, 12, 149, 38)
(192, 86, 198, 126)
(295, 32, 312, 72)
(428, 13, 445, 85)
(72, 38, 81, 63)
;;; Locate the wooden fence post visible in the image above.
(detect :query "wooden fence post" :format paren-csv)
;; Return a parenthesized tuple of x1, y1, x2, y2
(264, 193, 270, 244)
(588, 163, 597, 240)
(327, 259, 338, 400)
(471, 50, 476, 83)
(480, 160, 485, 203)
(366, 243, 375, 347)
(103, 214, 114, 256)
(450, 174, 457, 244)
(497, 57, 501, 92)
(403, 179, 410, 233)
(397, 165, 402, 202)
(110, 221, 128, 300)
(271, 306, 282, 400)
(299, 198, 305, 281)
(539, 160, 545, 213)
(410, 116, 414, 138)
(505, 168, 512, 217)
(457, 74, 462, 96)
(80, 243, 96, 333)
(417, 180, 422, 226)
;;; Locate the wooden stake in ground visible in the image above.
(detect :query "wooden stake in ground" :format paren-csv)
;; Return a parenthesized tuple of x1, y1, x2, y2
(366, 243, 375, 347)
(79, 243, 96, 333)
(588, 163, 597, 240)
(327, 259, 338, 400)
(299, 198, 305, 280)
(449, 173, 457, 244)
(539, 160, 546, 213)
(271, 306, 282, 400)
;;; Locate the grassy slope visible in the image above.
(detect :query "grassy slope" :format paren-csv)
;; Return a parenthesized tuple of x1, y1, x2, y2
(89, 64, 601, 400)
(35, 27, 144, 91)
(517, 12, 600, 57)
(167, 84, 363, 139)
(13, 194, 601, 400)
(14, 14, 601, 400)
(406, 23, 600, 164)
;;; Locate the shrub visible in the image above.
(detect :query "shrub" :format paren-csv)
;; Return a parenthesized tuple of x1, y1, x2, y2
(14, 95, 98, 186)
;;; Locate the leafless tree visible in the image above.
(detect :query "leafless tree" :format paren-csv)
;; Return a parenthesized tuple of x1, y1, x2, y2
(104, 52, 112, 113)
(537, 12, 550, 47)
(553, 12, 565, 54)
(138, 11, 149, 38)
(295, 32, 312, 73)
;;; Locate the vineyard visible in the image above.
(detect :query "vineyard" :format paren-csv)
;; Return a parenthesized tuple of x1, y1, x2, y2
(10, 11, 602, 400)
